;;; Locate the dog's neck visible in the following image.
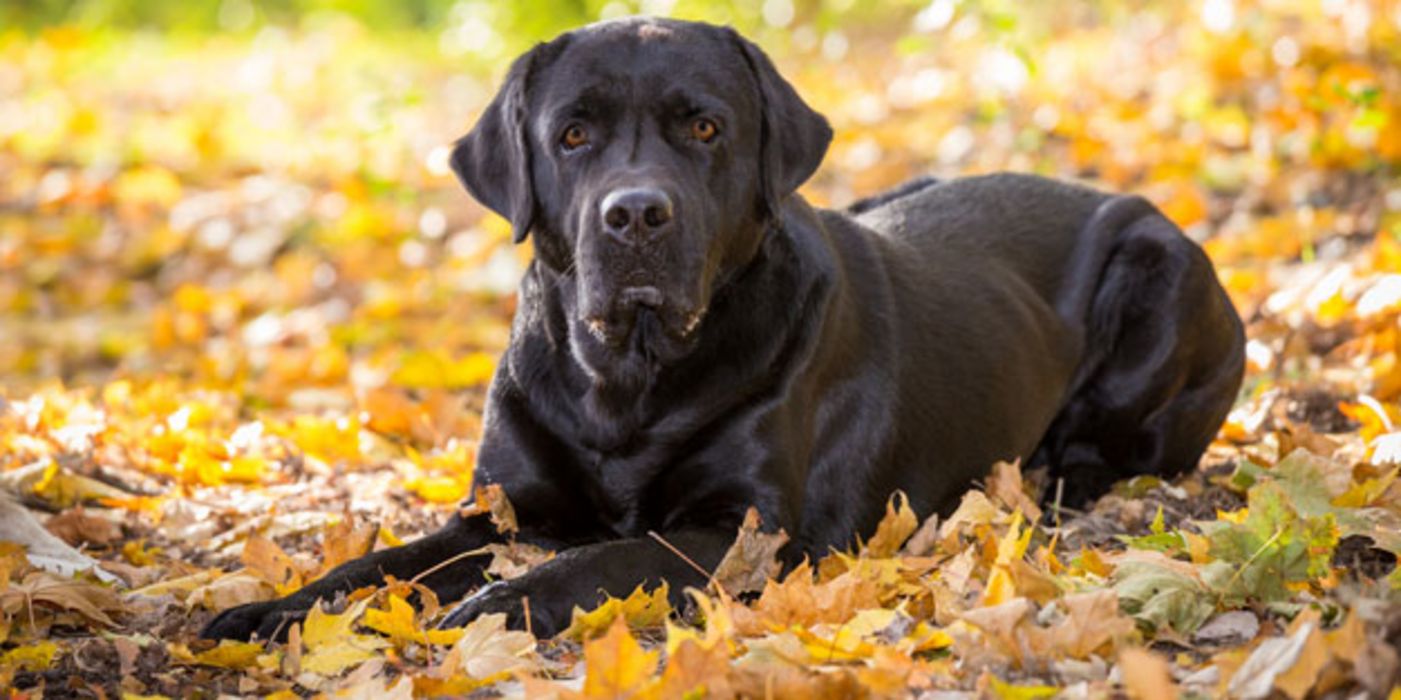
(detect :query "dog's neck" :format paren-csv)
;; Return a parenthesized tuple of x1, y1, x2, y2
(525, 218, 820, 453)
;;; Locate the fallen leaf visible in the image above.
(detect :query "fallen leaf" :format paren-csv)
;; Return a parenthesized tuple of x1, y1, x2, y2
(987, 460, 1042, 522)
(864, 491, 919, 557)
(1119, 647, 1176, 700)
(710, 507, 789, 597)
(0, 570, 122, 628)
(439, 611, 537, 679)
(563, 582, 671, 641)
(579, 616, 658, 699)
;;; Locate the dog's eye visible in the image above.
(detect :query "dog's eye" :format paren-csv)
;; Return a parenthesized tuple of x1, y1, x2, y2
(691, 118, 719, 143)
(561, 124, 589, 151)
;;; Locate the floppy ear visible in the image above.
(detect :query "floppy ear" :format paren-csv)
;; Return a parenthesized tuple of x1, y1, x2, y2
(450, 46, 545, 244)
(731, 31, 833, 221)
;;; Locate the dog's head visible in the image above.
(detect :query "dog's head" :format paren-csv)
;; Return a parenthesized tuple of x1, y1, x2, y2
(450, 18, 830, 379)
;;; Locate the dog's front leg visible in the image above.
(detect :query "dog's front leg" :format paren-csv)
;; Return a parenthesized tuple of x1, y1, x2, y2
(202, 511, 506, 641)
(439, 529, 734, 637)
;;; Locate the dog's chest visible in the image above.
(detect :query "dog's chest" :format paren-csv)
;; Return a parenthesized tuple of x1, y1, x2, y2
(581, 450, 663, 537)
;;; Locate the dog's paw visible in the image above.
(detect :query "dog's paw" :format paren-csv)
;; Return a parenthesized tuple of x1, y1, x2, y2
(201, 600, 307, 642)
(439, 581, 563, 636)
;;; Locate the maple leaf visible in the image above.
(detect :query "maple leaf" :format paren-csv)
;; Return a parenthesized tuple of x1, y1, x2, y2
(458, 484, 518, 535)
(578, 616, 659, 699)
(1119, 647, 1177, 700)
(317, 517, 379, 577)
(0, 570, 122, 629)
(241, 534, 304, 595)
(986, 460, 1042, 522)
(657, 638, 735, 699)
(710, 507, 789, 597)
(299, 598, 389, 676)
(562, 582, 671, 641)
(363, 592, 462, 647)
(1112, 558, 1216, 635)
(173, 639, 265, 670)
(438, 611, 537, 680)
(863, 491, 919, 557)
(1027, 589, 1135, 659)
(1199, 480, 1339, 603)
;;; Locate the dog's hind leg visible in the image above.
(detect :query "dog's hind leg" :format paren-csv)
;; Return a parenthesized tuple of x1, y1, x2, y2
(1031, 209, 1245, 509)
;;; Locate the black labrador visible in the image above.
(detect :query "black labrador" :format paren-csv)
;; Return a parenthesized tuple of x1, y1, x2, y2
(204, 17, 1245, 640)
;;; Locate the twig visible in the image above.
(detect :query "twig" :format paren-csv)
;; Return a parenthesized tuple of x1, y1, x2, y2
(408, 546, 493, 587)
(522, 595, 533, 638)
(646, 530, 731, 600)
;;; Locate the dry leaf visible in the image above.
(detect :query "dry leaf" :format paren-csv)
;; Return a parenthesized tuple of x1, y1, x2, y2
(1120, 648, 1177, 700)
(579, 616, 658, 699)
(0, 571, 122, 628)
(459, 485, 518, 535)
(987, 460, 1042, 522)
(710, 507, 789, 597)
(864, 491, 919, 557)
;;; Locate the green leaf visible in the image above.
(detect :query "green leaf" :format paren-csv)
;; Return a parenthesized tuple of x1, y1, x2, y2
(1198, 481, 1339, 603)
(1111, 560, 1216, 635)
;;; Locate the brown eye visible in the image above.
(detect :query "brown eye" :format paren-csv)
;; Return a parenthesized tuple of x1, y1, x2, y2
(691, 118, 718, 143)
(561, 124, 589, 150)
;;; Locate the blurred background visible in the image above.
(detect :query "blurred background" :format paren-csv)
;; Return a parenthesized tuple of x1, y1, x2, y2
(2, 0, 1400, 503)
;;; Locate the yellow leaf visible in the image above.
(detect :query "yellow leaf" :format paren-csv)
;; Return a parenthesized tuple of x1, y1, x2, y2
(364, 593, 461, 646)
(1332, 466, 1398, 508)
(563, 582, 671, 641)
(982, 510, 1031, 607)
(300, 598, 389, 676)
(1, 641, 59, 671)
(864, 491, 919, 557)
(988, 676, 1059, 699)
(190, 640, 264, 670)
(657, 639, 733, 700)
(581, 617, 659, 699)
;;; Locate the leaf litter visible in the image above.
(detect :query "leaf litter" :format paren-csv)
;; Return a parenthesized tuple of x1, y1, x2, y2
(3, 2, 1401, 698)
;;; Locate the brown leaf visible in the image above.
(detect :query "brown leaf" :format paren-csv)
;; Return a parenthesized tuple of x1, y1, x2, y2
(987, 460, 1042, 522)
(44, 508, 122, 547)
(482, 541, 554, 580)
(0, 570, 122, 628)
(1120, 647, 1177, 700)
(318, 517, 378, 576)
(1226, 609, 1327, 700)
(459, 484, 517, 535)
(241, 534, 300, 591)
(710, 507, 789, 597)
(864, 491, 918, 557)
(900, 512, 941, 557)
(1029, 589, 1136, 660)
(658, 638, 735, 699)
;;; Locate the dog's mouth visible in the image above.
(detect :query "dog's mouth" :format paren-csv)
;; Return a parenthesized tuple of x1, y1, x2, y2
(581, 285, 705, 351)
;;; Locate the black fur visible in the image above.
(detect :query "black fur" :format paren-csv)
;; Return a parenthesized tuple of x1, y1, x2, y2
(203, 17, 1245, 641)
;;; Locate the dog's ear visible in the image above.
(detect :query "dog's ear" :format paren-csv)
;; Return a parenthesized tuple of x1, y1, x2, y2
(730, 30, 833, 221)
(450, 45, 548, 244)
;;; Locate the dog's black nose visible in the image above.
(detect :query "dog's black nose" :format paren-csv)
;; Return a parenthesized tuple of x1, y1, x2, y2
(601, 187, 673, 240)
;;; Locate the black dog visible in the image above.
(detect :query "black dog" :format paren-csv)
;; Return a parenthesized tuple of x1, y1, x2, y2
(204, 17, 1245, 641)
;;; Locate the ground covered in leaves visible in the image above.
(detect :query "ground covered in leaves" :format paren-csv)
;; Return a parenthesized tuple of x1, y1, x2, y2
(3, 1, 1401, 698)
